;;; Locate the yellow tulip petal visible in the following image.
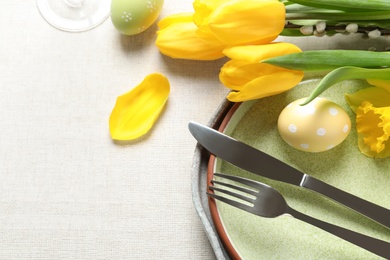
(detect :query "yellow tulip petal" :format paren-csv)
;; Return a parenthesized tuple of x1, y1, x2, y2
(356, 102, 390, 158)
(220, 43, 304, 101)
(193, 0, 225, 27)
(157, 13, 194, 30)
(220, 61, 266, 90)
(223, 43, 302, 63)
(220, 61, 301, 91)
(206, 0, 285, 45)
(345, 86, 390, 112)
(156, 20, 225, 60)
(226, 66, 304, 102)
(192, 0, 228, 42)
(109, 73, 170, 141)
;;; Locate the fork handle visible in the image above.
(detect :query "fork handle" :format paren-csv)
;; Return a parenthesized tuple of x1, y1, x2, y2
(287, 207, 390, 258)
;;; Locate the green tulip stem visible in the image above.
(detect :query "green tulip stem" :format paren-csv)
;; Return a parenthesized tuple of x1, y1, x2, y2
(301, 67, 390, 105)
(263, 50, 390, 71)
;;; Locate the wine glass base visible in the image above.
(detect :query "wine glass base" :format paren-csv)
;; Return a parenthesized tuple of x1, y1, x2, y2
(36, 0, 111, 32)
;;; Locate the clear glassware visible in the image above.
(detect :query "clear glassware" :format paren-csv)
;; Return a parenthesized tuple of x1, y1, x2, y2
(36, 0, 111, 32)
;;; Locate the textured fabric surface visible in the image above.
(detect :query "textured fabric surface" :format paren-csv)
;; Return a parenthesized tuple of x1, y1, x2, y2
(0, 1, 224, 259)
(0, 1, 388, 259)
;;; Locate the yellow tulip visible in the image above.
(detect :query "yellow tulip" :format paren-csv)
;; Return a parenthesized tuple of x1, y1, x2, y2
(109, 73, 170, 141)
(155, 13, 226, 60)
(219, 43, 304, 102)
(194, 0, 285, 46)
(345, 79, 390, 158)
(156, 0, 286, 60)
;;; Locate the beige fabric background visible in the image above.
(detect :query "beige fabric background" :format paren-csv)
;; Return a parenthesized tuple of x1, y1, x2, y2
(0, 1, 388, 259)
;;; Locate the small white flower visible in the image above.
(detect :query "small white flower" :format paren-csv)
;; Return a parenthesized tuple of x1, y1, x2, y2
(300, 25, 314, 35)
(346, 23, 358, 33)
(316, 21, 326, 33)
(368, 29, 381, 39)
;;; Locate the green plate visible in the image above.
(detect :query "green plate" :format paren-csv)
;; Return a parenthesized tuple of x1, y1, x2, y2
(209, 78, 390, 259)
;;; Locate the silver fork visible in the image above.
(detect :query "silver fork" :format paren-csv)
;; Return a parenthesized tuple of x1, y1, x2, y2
(208, 173, 390, 258)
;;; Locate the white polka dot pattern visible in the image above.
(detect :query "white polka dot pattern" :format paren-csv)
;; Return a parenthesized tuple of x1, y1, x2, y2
(300, 144, 310, 149)
(288, 124, 297, 133)
(329, 107, 339, 116)
(317, 128, 326, 136)
(277, 97, 351, 152)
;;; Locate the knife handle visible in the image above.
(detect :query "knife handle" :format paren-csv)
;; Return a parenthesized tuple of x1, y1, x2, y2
(302, 175, 390, 228)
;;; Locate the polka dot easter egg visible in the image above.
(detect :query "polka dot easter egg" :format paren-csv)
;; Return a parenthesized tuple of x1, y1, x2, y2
(111, 0, 164, 35)
(277, 97, 351, 152)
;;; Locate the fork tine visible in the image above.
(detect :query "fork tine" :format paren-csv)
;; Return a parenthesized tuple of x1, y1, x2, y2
(209, 185, 255, 204)
(214, 173, 266, 190)
(207, 192, 254, 213)
(211, 179, 258, 196)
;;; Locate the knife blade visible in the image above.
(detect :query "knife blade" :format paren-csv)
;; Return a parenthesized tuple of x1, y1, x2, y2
(188, 121, 390, 229)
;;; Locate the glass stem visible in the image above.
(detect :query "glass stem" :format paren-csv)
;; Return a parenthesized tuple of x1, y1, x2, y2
(64, 0, 86, 8)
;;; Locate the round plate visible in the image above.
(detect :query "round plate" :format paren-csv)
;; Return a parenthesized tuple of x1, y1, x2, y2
(207, 78, 390, 259)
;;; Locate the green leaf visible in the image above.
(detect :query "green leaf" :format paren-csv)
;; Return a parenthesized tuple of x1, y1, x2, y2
(286, 10, 390, 21)
(263, 50, 390, 71)
(285, 3, 336, 13)
(288, 0, 390, 11)
(301, 67, 390, 105)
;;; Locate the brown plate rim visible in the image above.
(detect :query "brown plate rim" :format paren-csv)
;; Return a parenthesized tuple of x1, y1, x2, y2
(207, 102, 242, 260)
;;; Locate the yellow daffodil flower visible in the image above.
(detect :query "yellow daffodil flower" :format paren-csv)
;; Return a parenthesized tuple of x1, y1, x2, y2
(219, 42, 304, 102)
(109, 73, 170, 141)
(194, 0, 285, 46)
(355, 102, 390, 158)
(344, 79, 390, 113)
(155, 13, 226, 60)
(346, 79, 390, 158)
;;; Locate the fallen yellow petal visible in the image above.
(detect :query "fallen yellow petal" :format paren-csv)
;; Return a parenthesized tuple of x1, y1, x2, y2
(109, 73, 170, 141)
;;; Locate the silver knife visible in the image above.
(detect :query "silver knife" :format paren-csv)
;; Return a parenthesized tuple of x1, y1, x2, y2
(188, 121, 390, 229)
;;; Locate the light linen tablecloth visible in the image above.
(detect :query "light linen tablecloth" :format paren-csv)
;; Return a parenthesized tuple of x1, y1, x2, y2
(0, 1, 388, 259)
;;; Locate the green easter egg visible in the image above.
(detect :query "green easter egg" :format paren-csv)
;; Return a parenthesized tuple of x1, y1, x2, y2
(111, 0, 164, 35)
